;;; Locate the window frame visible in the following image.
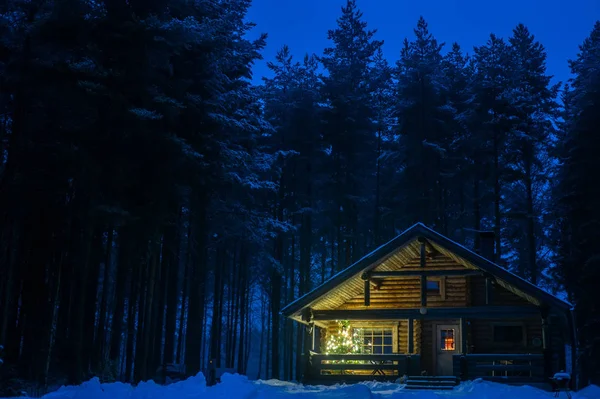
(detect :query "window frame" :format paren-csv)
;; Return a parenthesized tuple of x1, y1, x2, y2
(426, 277, 446, 300)
(439, 327, 457, 351)
(351, 323, 398, 354)
(491, 322, 527, 347)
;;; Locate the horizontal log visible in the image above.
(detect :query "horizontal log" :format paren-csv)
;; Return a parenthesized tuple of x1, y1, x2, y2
(480, 376, 547, 383)
(340, 302, 468, 310)
(371, 270, 483, 278)
(475, 365, 544, 372)
(313, 354, 417, 361)
(316, 363, 399, 371)
(313, 306, 542, 320)
(345, 296, 467, 303)
(459, 354, 543, 361)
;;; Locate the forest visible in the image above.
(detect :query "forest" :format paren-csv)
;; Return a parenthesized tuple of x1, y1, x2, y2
(0, 0, 598, 395)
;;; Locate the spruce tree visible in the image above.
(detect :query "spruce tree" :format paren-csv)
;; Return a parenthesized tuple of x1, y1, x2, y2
(553, 21, 600, 383)
(394, 17, 447, 229)
(503, 24, 560, 283)
(320, 0, 382, 270)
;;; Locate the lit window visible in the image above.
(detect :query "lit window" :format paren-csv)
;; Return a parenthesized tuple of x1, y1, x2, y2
(426, 280, 440, 294)
(440, 329, 455, 351)
(354, 328, 394, 354)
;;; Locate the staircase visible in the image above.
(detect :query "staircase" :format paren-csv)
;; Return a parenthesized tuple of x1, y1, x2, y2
(404, 375, 459, 390)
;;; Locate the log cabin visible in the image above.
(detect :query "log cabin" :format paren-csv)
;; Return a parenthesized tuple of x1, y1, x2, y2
(281, 223, 576, 388)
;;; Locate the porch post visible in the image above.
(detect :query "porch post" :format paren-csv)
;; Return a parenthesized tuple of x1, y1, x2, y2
(419, 237, 427, 308)
(460, 318, 467, 354)
(541, 307, 553, 379)
(301, 308, 314, 382)
(362, 272, 371, 307)
(408, 318, 414, 354)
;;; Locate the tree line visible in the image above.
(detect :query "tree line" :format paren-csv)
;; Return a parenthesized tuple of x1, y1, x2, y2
(0, 0, 598, 394)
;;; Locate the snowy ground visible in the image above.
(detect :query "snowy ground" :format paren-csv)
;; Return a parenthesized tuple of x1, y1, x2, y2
(9, 373, 600, 399)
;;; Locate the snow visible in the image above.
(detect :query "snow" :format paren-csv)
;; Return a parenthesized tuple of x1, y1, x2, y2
(7, 373, 598, 399)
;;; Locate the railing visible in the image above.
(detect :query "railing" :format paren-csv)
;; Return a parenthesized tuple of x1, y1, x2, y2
(453, 354, 545, 383)
(307, 353, 421, 382)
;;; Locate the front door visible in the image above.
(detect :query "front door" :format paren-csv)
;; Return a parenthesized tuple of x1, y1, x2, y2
(435, 324, 460, 376)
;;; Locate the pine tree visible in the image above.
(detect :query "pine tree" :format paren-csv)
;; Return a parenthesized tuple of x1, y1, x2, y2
(440, 43, 476, 241)
(321, 0, 382, 270)
(394, 17, 447, 229)
(553, 21, 600, 384)
(471, 34, 514, 260)
(503, 24, 560, 283)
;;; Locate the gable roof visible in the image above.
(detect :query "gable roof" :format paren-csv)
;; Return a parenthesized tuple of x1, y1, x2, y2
(281, 222, 572, 319)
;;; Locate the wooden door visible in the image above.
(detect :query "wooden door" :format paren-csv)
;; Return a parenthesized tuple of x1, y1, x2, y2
(435, 324, 460, 376)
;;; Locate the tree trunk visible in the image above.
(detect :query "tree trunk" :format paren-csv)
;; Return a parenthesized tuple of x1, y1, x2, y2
(256, 292, 265, 379)
(525, 154, 537, 283)
(270, 269, 281, 380)
(95, 227, 114, 370)
(185, 201, 207, 375)
(164, 208, 182, 363)
(125, 252, 141, 382)
(236, 246, 247, 374)
(110, 227, 132, 366)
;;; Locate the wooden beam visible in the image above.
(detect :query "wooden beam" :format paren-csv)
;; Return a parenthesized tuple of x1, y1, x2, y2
(420, 238, 427, 307)
(541, 307, 552, 379)
(312, 306, 542, 321)
(460, 318, 467, 354)
(421, 275, 427, 307)
(419, 237, 426, 267)
(364, 279, 371, 307)
(408, 318, 414, 354)
(301, 308, 312, 323)
(420, 237, 441, 258)
(370, 269, 483, 278)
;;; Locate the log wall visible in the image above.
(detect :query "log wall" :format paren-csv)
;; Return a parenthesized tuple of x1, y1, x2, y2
(338, 256, 469, 310)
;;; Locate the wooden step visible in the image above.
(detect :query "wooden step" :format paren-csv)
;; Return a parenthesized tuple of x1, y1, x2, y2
(404, 375, 459, 390)
(406, 375, 458, 380)
(405, 385, 455, 390)
(406, 380, 457, 386)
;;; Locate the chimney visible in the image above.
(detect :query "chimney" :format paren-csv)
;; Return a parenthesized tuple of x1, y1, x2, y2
(478, 231, 495, 263)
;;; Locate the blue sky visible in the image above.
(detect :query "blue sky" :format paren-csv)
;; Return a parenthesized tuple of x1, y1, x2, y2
(246, 0, 599, 85)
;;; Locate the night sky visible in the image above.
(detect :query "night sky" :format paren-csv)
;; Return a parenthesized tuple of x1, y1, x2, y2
(246, 0, 600, 85)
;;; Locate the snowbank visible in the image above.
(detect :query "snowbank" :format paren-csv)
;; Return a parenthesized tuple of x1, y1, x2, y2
(4, 373, 599, 399)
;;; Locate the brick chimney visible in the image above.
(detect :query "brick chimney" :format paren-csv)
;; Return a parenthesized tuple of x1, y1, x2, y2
(478, 231, 495, 263)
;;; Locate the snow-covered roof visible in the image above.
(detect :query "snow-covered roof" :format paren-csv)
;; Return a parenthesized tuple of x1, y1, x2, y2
(281, 222, 572, 319)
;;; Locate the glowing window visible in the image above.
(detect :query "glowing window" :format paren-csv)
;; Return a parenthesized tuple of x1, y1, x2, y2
(440, 329, 455, 351)
(354, 328, 394, 354)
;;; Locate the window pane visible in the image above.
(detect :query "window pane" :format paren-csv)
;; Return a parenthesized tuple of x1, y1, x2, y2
(355, 327, 395, 354)
(427, 280, 440, 294)
(440, 329, 455, 350)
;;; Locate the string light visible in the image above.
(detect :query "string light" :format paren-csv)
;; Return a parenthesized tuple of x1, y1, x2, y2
(325, 320, 362, 354)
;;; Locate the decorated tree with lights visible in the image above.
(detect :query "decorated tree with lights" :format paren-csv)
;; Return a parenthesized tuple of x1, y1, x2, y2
(324, 321, 363, 354)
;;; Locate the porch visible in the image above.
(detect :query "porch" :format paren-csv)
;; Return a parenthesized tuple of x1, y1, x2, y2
(302, 310, 551, 386)
(305, 353, 421, 384)
(304, 351, 546, 386)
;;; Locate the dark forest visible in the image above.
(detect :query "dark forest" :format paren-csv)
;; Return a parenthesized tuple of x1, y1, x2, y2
(0, 0, 599, 395)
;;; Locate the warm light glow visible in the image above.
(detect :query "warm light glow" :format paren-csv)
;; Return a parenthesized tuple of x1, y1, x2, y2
(440, 329, 456, 351)
(443, 337, 455, 350)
